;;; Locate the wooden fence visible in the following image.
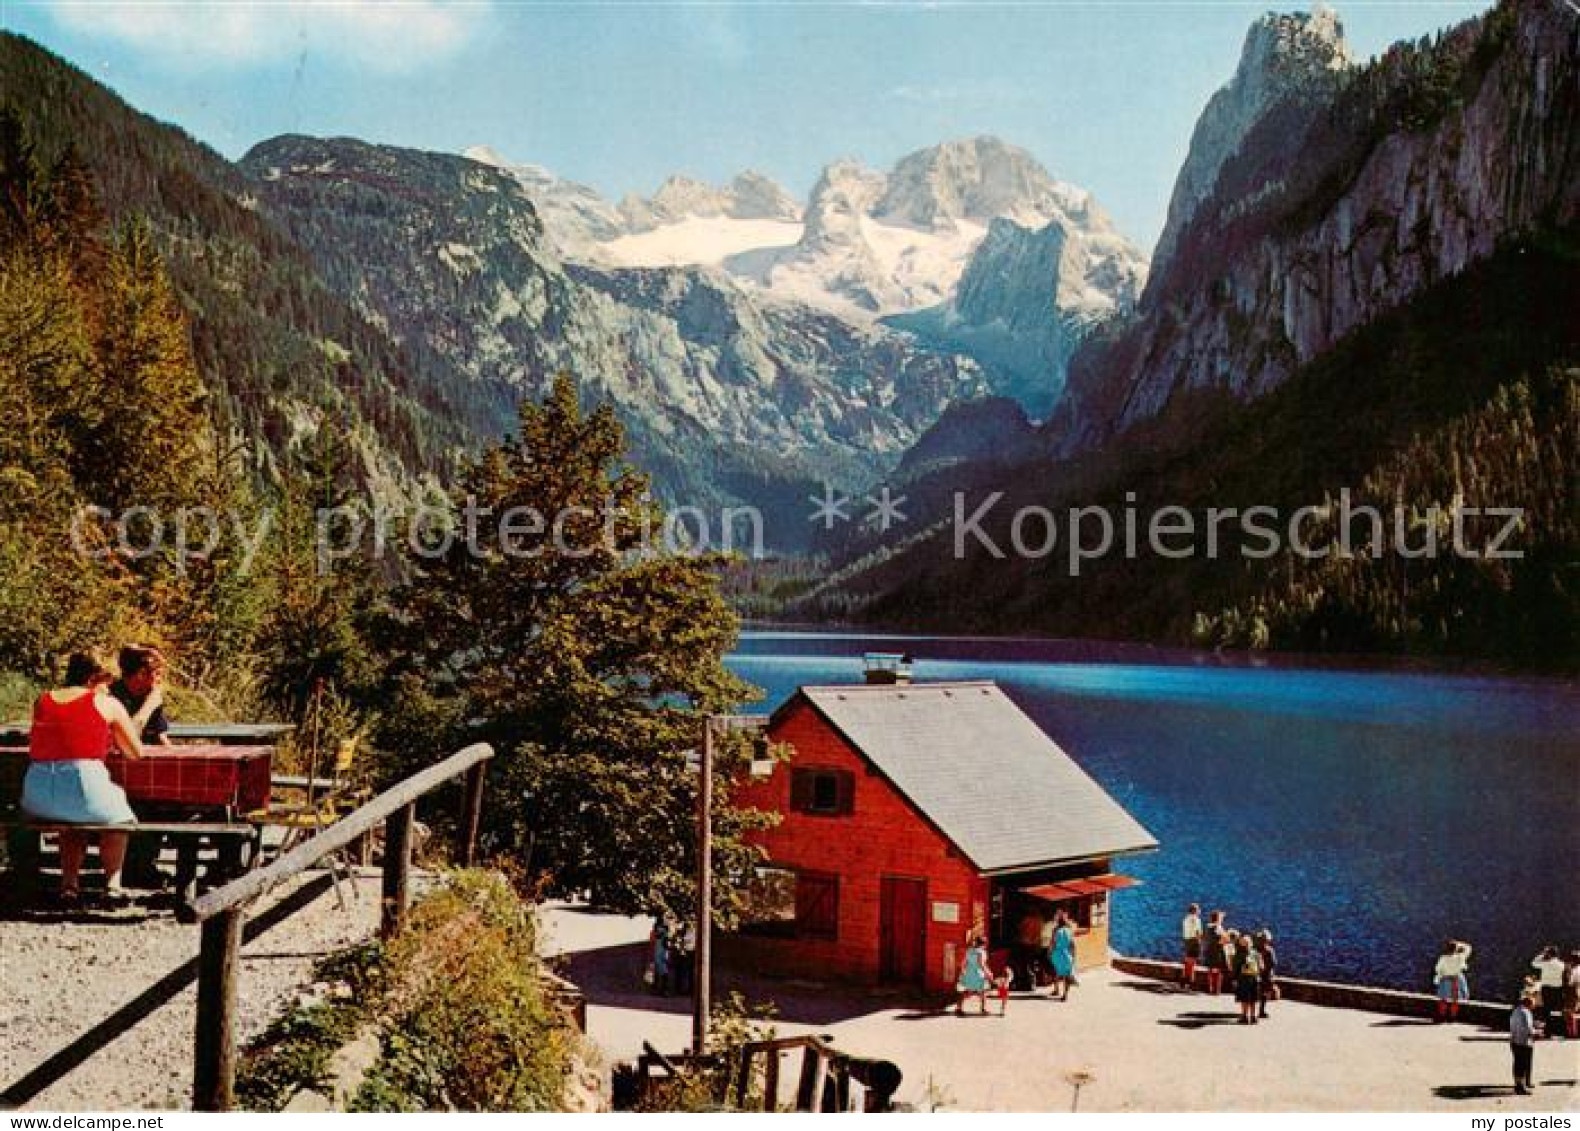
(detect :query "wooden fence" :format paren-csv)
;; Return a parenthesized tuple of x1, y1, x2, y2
(626, 1034, 901, 1112)
(178, 742, 493, 1112)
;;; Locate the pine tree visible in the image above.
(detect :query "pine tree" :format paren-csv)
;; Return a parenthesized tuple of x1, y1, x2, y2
(85, 216, 210, 514)
(383, 374, 768, 921)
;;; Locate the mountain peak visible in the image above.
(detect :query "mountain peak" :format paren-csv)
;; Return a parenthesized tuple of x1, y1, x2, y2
(726, 170, 802, 221)
(620, 171, 802, 230)
(462, 144, 508, 168)
(1151, 6, 1352, 272)
(1238, 6, 1351, 96)
(874, 136, 1079, 230)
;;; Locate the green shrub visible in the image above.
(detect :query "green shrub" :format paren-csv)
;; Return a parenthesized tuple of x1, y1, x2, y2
(235, 943, 383, 1112)
(351, 870, 574, 1112)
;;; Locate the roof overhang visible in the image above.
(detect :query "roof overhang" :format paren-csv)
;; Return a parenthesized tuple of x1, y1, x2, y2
(979, 842, 1159, 879)
(1017, 872, 1143, 901)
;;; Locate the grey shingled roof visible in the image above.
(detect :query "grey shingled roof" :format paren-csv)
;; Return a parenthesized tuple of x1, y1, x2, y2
(796, 681, 1157, 874)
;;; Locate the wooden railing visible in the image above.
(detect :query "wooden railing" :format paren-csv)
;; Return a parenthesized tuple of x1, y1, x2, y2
(628, 1035, 901, 1112)
(178, 742, 493, 1112)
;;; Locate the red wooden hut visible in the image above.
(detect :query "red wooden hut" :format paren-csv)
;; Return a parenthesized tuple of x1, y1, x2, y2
(726, 669, 1157, 995)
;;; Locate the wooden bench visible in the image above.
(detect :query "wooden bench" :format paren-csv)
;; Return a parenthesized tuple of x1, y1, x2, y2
(2, 818, 262, 897)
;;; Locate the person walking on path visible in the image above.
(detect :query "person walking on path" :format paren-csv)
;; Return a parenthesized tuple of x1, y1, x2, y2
(1434, 939, 1473, 1022)
(1255, 930, 1278, 1019)
(1531, 946, 1566, 1038)
(1510, 995, 1536, 1094)
(1048, 911, 1078, 1001)
(955, 935, 994, 1016)
(1181, 903, 1203, 989)
(1232, 935, 1263, 1025)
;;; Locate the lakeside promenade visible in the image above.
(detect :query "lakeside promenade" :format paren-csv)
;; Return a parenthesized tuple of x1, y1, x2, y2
(541, 903, 1580, 1113)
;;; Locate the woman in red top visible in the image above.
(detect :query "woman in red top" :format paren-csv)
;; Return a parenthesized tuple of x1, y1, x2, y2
(23, 652, 145, 901)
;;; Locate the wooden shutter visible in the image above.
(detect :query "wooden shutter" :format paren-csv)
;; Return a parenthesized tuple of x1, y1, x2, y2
(795, 872, 839, 939)
(835, 770, 856, 814)
(789, 769, 814, 813)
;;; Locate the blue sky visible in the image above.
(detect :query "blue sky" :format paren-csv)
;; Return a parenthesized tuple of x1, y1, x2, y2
(3, 1, 1491, 251)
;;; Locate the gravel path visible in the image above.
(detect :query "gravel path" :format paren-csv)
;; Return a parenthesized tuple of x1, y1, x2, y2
(1, 868, 389, 1111)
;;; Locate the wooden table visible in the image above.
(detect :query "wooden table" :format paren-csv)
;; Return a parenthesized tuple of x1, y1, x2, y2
(1, 745, 274, 817)
(0, 722, 294, 747)
(1, 744, 278, 894)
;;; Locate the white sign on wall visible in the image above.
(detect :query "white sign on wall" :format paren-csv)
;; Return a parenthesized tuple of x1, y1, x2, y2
(932, 900, 960, 924)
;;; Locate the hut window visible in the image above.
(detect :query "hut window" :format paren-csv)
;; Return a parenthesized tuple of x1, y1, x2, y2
(739, 866, 798, 938)
(795, 872, 840, 940)
(790, 768, 854, 816)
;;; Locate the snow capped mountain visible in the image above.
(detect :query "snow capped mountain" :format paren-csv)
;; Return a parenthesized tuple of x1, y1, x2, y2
(466, 135, 1147, 416)
(600, 172, 804, 267)
(874, 136, 1093, 231)
(720, 138, 1145, 331)
(616, 170, 803, 231)
(462, 144, 626, 256)
(249, 135, 985, 548)
(886, 213, 1144, 418)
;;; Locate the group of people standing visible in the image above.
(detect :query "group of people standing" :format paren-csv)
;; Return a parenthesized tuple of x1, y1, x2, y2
(955, 910, 1080, 1016)
(1505, 944, 1578, 1096)
(1181, 904, 1278, 1024)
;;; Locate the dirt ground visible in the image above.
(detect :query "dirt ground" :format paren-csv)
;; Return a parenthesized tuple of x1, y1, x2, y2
(539, 902, 1580, 1113)
(5, 886, 1575, 1113)
(1, 869, 385, 1111)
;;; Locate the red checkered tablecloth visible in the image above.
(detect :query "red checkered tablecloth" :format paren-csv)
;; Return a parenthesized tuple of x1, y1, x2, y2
(0, 745, 273, 814)
(108, 746, 273, 812)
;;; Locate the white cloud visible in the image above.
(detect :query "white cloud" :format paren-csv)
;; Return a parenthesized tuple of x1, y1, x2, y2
(44, 1, 491, 73)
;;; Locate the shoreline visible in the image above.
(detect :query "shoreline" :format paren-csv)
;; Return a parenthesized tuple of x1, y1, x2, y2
(734, 620, 1580, 683)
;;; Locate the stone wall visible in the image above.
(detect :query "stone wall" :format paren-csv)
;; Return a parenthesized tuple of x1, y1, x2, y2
(1111, 955, 1510, 1027)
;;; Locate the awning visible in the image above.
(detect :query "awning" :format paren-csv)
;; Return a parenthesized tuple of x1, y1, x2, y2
(1017, 873, 1141, 902)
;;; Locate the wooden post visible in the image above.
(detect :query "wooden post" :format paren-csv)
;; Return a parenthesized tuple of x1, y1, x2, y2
(794, 1045, 826, 1112)
(832, 1058, 852, 1112)
(730, 1047, 753, 1109)
(692, 716, 714, 1056)
(763, 1048, 781, 1113)
(381, 803, 413, 938)
(459, 762, 485, 867)
(192, 908, 244, 1111)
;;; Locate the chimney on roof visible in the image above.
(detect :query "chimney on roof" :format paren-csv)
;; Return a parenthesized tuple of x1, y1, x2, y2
(863, 652, 914, 685)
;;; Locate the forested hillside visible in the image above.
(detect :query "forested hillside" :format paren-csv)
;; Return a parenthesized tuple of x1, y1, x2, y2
(1, 31, 476, 493)
(800, 0, 1579, 670)
(797, 234, 1580, 669)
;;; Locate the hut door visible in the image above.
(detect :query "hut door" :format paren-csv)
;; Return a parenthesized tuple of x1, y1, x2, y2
(879, 876, 927, 985)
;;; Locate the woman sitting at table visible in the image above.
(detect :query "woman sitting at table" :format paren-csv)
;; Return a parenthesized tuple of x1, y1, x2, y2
(22, 652, 144, 903)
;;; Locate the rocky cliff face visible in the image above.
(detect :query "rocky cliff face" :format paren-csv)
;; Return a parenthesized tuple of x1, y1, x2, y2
(617, 170, 802, 231)
(885, 212, 1145, 417)
(1150, 6, 1352, 275)
(461, 145, 627, 254)
(874, 135, 1095, 231)
(1054, 0, 1580, 455)
(242, 135, 984, 544)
